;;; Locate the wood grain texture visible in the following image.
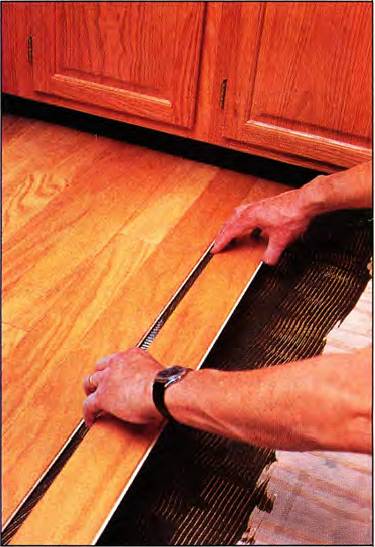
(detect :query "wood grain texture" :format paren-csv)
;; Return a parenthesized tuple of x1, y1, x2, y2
(2, 117, 103, 215)
(10, 178, 290, 545)
(221, 2, 372, 167)
(3, 2, 372, 172)
(32, 2, 205, 127)
(3, 140, 215, 327)
(1, 3, 32, 96)
(243, 451, 372, 545)
(4, 115, 276, 526)
(2, 323, 27, 360)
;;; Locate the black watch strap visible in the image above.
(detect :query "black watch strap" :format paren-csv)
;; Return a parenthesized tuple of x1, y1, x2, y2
(152, 366, 191, 421)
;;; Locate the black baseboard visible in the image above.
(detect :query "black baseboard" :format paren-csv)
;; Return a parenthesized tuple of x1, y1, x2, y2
(2, 94, 322, 186)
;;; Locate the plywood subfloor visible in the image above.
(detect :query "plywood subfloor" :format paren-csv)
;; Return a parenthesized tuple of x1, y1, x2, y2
(3, 114, 290, 535)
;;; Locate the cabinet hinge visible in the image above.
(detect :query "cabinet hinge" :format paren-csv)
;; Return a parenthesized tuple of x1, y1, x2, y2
(219, 79, 228, 109)
(27, 35, 33, 64)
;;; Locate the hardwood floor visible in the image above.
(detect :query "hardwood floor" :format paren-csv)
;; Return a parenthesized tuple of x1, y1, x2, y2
(2, 323, 27, 359)
(3, 114, 290, 533)
(10, 180, 290, 545)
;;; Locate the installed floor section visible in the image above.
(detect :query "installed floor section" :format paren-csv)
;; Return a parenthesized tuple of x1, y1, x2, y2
(2, 114, 288, 532)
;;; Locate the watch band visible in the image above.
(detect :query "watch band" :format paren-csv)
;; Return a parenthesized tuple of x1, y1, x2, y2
(152, 366, 192, 421)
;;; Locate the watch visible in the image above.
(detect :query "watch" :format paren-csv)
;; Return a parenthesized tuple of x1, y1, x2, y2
(152, 366, 192, 421)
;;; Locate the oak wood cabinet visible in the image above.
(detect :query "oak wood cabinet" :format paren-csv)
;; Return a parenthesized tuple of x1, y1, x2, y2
(2, 2, 372, 171)
(32, 3, 205, 128)
(219, 3, 372, 167)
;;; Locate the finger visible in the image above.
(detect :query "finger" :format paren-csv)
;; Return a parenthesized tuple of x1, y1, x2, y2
(95, 353, 118, 371)
(263, 237, 286, 266)
(213, 221, 258, 254)
(83, 392, 101, 427)
(212, 234, 231, 254)
(212, 224, 239, 253)
(83, 370, 105, 395)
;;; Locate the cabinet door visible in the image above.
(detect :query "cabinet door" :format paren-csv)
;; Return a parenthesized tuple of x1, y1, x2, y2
(221, 3, 372, 167)
(31, 2, 206, 128)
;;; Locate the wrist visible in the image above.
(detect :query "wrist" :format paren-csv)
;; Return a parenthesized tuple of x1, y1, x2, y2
(164, 369, 191, 421)
(145, 370, 164, 422)
(298, 175, 331, 218)
(152, 366, 193, 422)
(300, 170, 353, 217)
(164, 369, 220, 428)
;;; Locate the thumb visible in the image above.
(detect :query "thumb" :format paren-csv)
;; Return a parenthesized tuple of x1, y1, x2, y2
(263, 237, 286, 266)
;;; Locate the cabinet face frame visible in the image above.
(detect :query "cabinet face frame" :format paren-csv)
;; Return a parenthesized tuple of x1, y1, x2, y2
(220, 3, 372, 167)
(31, 3, 206, 128)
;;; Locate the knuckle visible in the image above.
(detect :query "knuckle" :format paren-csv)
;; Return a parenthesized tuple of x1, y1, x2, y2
(107, 352, 120, 363)
(236, 204, 249, 216)
(122, 348, 133, 357)
(97, 354, 110, 365)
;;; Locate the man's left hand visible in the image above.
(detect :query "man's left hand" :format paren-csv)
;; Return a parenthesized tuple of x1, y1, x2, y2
(82, 348, 164, 427)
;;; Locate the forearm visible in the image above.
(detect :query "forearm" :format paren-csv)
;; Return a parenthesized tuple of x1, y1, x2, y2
(300, 161, 372, 217)
(166, 348, 371, 453)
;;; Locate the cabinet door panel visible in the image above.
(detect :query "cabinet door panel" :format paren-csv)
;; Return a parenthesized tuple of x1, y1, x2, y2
(32, 2, 206, 128)
(222, 3, 372, 166)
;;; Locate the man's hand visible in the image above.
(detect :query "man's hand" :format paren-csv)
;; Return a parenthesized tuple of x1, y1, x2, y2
(83, 348, 163, 427)
(212, 188, 316, 265)
(212, 160, 372, 264)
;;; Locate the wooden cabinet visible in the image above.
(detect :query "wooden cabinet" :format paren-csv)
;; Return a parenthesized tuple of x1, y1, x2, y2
(219, 2, 372, 167)
(32, 2, 205, 128)
(2, 2, 373, 171)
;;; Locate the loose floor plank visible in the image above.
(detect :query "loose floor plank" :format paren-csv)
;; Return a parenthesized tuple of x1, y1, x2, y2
(10, 178, 290, 545)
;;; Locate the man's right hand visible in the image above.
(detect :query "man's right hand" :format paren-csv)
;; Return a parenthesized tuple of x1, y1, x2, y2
(212, 187, 317, 265)
(212, 160, 372, 265)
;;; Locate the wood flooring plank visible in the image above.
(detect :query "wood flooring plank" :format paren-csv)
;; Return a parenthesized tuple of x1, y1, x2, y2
(3, 171, 69, 242)
(3, 163, 259, 524)
(2, 323, 27, 360)
(10, 178, 290, 545)
(4, 173, 64, 244)
(3, 118, 97, 205)
(3, 144, 217, 329)
(3, 141, 163, 295)
(2, 116, 41, 149)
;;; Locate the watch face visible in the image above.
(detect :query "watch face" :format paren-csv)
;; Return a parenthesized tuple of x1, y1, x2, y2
(157, 366, 186, 383)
